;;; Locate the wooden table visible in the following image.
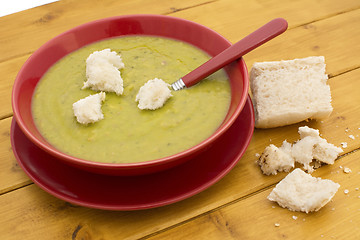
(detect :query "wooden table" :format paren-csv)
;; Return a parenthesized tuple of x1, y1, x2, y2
(1, 0, 360, 239)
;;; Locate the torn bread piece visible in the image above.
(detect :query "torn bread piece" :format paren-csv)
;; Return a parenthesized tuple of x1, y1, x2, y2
(258, 141, 294, 175)
(291, 135, 319, 173)
(136, 78, 172, 110)
(250, 56, 332, 128)
(257, 126, 343, 174)
(267, 168, 340, 213)
(73, 92, 106, 124)
(292, 126, 343, 172)
(83, 49, 125, 95)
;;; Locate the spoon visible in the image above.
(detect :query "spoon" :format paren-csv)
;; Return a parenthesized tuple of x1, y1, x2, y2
(171, 18, 288, 91)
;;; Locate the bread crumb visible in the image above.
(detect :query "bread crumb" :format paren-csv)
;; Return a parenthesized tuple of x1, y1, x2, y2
(268, 168, 340, 213)
(344, 189, 349, 194)
(341, 142, 348, 148)
(274, 223, 280, 227)
(355, 188, 359, 191)
(349, 134, 355, 140)
(83, 49, 125, 95)
(136, 78, 172, 110)
(292, 215, 298, 220)
(343, 167, 352, 174)
(255, 153, 261, 158)
(72, 92, 106, 125)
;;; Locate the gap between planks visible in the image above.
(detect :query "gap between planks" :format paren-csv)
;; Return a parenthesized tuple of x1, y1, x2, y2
(288, 5, 360, 30)
(0, 113, 13, 121)
(328, 65, 360, 78)
(0, 181, 33, 196)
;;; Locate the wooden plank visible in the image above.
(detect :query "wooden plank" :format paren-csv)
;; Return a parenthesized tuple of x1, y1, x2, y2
(0, 0, 213, 62)
(0, 117, 31, 195)
(147, 150, 360, 240)
(0, 67, 359, 239)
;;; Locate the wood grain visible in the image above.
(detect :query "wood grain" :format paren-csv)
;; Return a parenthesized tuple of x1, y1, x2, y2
(1, 2, 359, 119)
(0, 0, 359, 239)
(0, 0, 213, 62)
(1, 57, 359, 240)
(147, 150, 360, 240)
(0, 140, 358, 240)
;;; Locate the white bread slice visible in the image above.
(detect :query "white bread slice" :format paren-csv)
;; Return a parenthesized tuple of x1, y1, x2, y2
(250, 56, 332, 128)
(267, 168, 340, 213)
(258, 141, 294, 175)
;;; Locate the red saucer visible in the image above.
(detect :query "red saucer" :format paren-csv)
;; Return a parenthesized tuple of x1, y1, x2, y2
(10, 97, 254, 210)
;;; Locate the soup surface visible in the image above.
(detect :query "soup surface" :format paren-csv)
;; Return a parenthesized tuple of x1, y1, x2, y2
(32, 36, 231, 163)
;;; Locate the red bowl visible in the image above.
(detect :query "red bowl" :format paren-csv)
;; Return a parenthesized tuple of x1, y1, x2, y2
(12, 15, 250, 176)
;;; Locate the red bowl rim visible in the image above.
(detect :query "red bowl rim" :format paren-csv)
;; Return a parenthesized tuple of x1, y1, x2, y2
(12, 14, 249, 171)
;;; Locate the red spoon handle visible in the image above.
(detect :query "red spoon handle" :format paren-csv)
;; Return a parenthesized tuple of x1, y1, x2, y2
(181, 18, 288, 88)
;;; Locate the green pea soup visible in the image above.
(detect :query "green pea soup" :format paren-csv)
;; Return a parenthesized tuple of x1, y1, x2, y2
(32, 36, 231, 163)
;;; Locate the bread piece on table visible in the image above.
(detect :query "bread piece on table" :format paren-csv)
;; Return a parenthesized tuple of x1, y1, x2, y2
(250, 56, 332, 128)
(257, 141, 294, 175)
(257, 126, 343, 174)
(292, 126, 343, 172)
(267, 168, 340, 213)
(291, 136, 319, 173)
(298, 126, 320, 138)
